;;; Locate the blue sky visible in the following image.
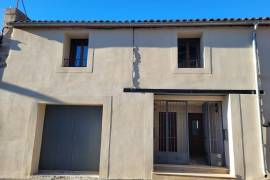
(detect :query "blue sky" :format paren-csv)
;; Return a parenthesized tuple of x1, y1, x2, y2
(1, 0, 270, 28)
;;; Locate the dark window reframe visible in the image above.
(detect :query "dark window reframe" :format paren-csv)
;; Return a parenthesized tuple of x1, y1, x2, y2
(64, 39, 89, 67)
(178, 38, 201, 68)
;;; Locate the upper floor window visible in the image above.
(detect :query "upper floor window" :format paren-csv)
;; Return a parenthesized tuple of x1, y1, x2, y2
(64, 39, 88, 67)
(178, 38, 201, 68)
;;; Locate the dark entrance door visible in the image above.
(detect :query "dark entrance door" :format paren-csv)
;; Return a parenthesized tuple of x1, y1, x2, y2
(39, 105, 102, 172)
(188, 113, 206, 164)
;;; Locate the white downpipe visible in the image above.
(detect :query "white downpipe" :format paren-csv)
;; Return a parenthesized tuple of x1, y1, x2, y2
(252, 23, 267, 177)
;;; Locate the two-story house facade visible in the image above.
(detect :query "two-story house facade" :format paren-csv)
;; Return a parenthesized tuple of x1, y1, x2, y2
(0, 8, 270, 180)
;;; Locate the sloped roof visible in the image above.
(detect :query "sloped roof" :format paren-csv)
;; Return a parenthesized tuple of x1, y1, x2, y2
(9, 17, 270, 28)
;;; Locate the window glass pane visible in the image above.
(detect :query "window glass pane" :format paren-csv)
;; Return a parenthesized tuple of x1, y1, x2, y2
(178, 38, 201, 68)
(189, 46, 197, 59)
(190, 39, 200, 67)
(68, 39, 88, 67)
(159, 112, 167, 152)
(75, 46, 81, 67)
(178, 43, 187, 68)
(82, 46, 88, 67)
(168, 112, 177, 152)
(189, 45, 197, 67)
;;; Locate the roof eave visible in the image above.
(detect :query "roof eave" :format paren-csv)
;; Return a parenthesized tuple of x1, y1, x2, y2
(8, 20, 270, 28)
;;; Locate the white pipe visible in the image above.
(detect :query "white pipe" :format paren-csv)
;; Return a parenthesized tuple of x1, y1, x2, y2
(252, 23, 268, 178)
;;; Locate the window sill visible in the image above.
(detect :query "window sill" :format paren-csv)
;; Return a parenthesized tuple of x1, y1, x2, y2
(57, 66, 93, 73)
(173, 67, 211, 74)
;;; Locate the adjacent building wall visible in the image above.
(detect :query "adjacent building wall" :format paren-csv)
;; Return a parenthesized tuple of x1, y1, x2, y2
(257, 27, 270, 175)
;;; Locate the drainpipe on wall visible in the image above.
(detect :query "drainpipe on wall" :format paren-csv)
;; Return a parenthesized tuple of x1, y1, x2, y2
(252, 23, 268, 178)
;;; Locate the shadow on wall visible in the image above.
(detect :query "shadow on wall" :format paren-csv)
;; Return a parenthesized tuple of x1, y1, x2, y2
(0, 81, 63, 103)
(25, 28, 253, 49)
(27, 29, 176, 48)
(0, 29, 63, 104)
(236, 175, 245, 180)
(0, 28, 255, 107)
(132, 46, 141, 88)
(238, 95, 247, 180)
(0, 38, 22, 70)
(8, 38, 22, 51)
(0, 28, 22, 80)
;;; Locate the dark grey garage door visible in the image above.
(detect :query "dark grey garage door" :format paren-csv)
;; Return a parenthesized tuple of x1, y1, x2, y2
(39, 105, 102, 172)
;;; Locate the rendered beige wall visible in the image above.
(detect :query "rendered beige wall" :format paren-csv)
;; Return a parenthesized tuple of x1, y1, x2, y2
(0, 26, 267, 179)
(108, 93, 153, 179)
(229, 94, 265, 179)
(135, 28, 255, 89)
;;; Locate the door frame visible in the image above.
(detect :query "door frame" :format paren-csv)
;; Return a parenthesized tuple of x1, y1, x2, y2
(153, 95, 235, 176)
(188, 113, 205, 160)
(154, 100, 189, 164)
(27, 96, 112, 178)
(154, 97, 227, 166)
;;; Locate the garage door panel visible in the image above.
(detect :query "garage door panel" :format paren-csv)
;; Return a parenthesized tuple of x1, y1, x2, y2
(39, 105, 102, 172)
(39, 106, 66, 170)
(54, 116, 74, 170)
(72, 106, 102, 171)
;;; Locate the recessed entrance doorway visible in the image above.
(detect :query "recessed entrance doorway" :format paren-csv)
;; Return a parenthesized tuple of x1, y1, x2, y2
(154, 100, 225, 167)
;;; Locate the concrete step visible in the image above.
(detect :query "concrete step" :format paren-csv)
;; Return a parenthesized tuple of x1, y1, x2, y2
(154, 164, 229, 174)
(153, 173, 236, 180)
(153, 164, 234, 180)
(30, 176, 99, 180)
